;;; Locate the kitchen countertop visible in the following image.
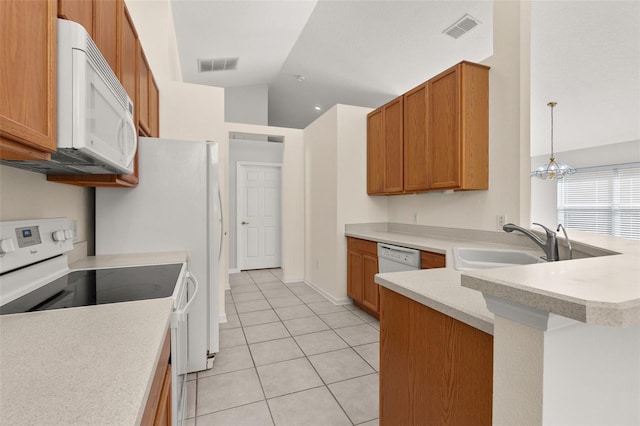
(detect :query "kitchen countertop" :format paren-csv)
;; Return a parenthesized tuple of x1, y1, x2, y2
(347, 223, 640, 329)
(0, 252, 187, 425)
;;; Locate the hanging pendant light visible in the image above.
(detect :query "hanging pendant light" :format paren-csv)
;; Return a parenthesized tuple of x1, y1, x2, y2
(531, 102, 576, 180)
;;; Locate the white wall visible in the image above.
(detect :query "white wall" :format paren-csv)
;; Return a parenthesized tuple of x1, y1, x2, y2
(225, 85, 269, 125)
(304, 107, 339, 298)
(387, 0, 530, 230)
(0, 166, 94, 258)
(228, 139, 284, 271)
(304, 104, 388, 302)
(225, 122, 305, 283)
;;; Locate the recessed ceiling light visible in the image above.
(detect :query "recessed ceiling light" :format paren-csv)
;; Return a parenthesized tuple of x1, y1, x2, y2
(296, 75, 306, 82)
(313, 105, 322, 111)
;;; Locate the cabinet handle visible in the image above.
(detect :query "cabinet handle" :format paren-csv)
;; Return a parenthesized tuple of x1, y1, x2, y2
(241, 221, 249, 225)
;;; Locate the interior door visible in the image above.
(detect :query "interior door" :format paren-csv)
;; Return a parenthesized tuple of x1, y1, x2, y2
(237, 162, 282, 270)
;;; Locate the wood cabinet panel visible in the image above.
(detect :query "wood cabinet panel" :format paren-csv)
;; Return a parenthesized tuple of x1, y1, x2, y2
(0, 0, 57, 159)
(149, 75, 159, 137)
(421, 251, 446, 269)
(362, 253, 379, 313)
(119, 5, 137, 103)
(137, 45, 151, 135)
(384, 98, 404, 193)
(367, 97, 403, 195)
(403, 83, 430, 192)
(58, 0, 93, 36)
(347, 250, 363, 303)
(429, 67, 460, 189)
(93, 0, 120, 74)
(347, 237, 380, 318)
(367, 108, 384, 194)
(142, 329, 172, 425)
(380, 287, 493, 425)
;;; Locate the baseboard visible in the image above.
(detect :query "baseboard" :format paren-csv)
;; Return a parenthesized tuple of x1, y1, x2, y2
(228, 268, 240, 274)
(282, 276, 304, 284)
(303, 280, 352, 305)
(218, 313, 227, 324)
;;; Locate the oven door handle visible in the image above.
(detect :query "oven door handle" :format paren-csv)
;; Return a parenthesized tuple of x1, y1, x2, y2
(174, 272, 199, 324)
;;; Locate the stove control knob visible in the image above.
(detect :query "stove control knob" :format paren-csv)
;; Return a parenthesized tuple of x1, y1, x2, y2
(0, 239, 16, 254)
(52, 230, 66, 242)
(64, 229, 74, 240)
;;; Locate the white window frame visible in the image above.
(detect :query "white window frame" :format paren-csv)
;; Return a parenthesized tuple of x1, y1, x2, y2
(557, 163, 640, 240)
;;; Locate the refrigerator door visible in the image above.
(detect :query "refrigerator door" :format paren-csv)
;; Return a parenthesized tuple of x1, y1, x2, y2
(95, 137, 215, 373)
(207, 141, 221, 355)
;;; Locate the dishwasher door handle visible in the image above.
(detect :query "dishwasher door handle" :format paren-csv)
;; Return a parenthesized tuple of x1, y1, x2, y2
(378, 243, 418, 254)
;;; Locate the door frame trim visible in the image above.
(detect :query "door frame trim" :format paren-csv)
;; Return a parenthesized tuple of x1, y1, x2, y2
(236, 161, 283, 271)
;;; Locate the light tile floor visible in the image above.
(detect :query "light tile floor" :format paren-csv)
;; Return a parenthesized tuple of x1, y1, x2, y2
(184, 269, 380, 426)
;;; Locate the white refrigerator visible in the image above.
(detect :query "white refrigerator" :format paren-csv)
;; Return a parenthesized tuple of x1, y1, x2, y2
(95, 137, 222, 373)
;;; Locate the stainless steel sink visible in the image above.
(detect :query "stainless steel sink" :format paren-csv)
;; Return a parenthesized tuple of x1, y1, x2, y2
(452, 247, 546, 271)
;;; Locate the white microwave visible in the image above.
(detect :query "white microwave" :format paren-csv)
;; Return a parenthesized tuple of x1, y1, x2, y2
(55, 18, 137, 175)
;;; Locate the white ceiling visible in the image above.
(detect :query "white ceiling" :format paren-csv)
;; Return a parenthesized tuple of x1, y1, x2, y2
(171, 0, 493, 129)
(170, 0, 639, 156)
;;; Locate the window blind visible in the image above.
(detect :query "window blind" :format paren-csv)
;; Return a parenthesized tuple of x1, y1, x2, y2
(557, 163, 640, 240)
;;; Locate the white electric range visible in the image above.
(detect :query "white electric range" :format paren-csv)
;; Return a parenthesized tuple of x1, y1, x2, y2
(0, 218, 194, 425)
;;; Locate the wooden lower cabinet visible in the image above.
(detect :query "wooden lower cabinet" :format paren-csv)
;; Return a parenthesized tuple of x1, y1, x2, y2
(142, 329, 172, 426)
(380, 287, 493, 425)
(347, 237, 380, 318)
(421, 251, 446, 269)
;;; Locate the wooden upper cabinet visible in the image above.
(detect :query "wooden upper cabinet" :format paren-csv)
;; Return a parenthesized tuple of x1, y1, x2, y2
(93, 0, 121, 75)
(57, 0, 93, 36)
(366, 60, 489, 195)
(367, 97, 403, 195)
(0, 0, 57, 160)
(403, 83, 430, 192)
(137, 45, 151, 136)
(429, 61, 489, 191)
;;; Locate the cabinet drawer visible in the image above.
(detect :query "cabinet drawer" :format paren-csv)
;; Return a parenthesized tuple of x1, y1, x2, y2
(347, 237, 377, 256)
(421, 251, 446, 269)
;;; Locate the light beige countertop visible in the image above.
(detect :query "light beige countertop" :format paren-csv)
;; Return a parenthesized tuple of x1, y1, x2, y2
(70, 250, 188, 270)
(348, 223, 640, 329)
(0, 252, 186, 425)
(0, 298, 173, 425)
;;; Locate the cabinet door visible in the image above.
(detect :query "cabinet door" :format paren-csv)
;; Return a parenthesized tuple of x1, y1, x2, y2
(429, 66, 461, 190)
(119, 5, 137, 104)
(361, 253, 379, 314)
(403, 83, 430, 192)
(421, 251, 446, 269)
(93, 0, 120, 74)
(0, 0, 57, 160)
(380, 287, 493, 425)
(58, 0, 93, 36)
(367, 108, 385, 194)
(149, 74, 159, 137)
(347, 249, 363, 303)
(383, 98, 404, 193)
(138, 45, 151, 136)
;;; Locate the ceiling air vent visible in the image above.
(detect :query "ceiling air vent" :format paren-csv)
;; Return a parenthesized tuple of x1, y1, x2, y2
(197, 57, 239, 72)
(443, 14, 480, 39)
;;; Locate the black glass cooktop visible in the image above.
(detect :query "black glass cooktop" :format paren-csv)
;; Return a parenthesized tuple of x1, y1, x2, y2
(0, 263, 183, 315)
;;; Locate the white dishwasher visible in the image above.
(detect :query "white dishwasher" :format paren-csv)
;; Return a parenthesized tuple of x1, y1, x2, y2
(377, 243, 421, 272)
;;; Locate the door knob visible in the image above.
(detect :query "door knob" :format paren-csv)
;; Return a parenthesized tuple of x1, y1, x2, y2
(241, 221, 249, 225)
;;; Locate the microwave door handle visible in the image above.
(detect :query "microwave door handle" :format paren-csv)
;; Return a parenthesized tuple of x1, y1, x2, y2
(122, 115, 137, 169)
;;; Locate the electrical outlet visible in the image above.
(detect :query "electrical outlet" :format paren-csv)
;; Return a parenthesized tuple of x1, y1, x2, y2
(496, 214, 507, 230)
(413, 212, 418, 224)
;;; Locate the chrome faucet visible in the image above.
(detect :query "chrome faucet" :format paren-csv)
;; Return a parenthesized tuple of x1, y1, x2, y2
(503, 222, 559, 261)
(556, 224, 573, 260)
